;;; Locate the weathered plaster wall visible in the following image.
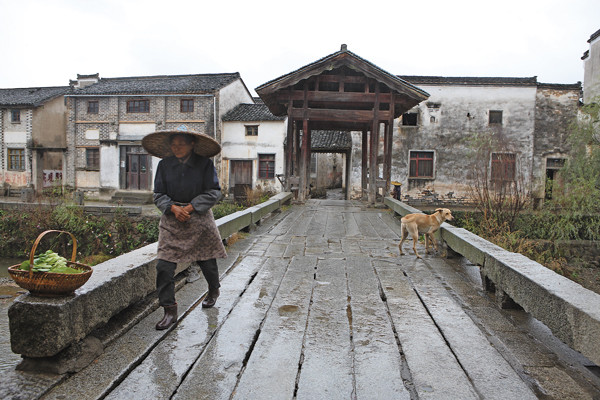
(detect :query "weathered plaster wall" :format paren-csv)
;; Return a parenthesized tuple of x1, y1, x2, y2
(32, 96, 66, 148)
(531, 86, 580, 200)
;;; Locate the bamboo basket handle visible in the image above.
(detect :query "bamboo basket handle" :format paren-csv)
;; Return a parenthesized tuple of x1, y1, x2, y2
(28, 230, 78, 279)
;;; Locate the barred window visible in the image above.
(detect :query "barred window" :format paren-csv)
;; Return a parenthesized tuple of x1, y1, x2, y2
(246, 125, 259, 136)
(127, 100, 150, 113)
(258, 154, 275, 179)
(8, 148, 25, 171)
(87, 101, 99, 114)
(11, 110, 20, 123)
(409, 151, 434, 178)
(180, 99, 194, 112)
(491, 153, 515, 181)
(86, 148, 100, 170)
(489, 110, 503, 125)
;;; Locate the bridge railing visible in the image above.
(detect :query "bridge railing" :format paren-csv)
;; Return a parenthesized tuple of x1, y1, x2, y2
(8, 192, 293, 372)
(385, 196, 600, 367)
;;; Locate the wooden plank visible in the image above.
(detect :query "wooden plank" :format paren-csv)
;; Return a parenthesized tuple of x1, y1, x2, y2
(233, 256, 317, 400)
(375, 261, 479, 400)
(352, 212, 379, 238)
(406, 260, 538, 400)
(105, 256, 267, 400)
(296, 259, 354, 399)
(346, 256, 411, 399)
(324, 210, 346, 239)
(366, 212, 398, 239)
(173, 257, 290, 400)
(306, 210, 328, 238)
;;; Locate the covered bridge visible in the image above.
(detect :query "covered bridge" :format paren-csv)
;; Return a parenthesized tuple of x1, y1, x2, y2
(256, 45, 429, 202)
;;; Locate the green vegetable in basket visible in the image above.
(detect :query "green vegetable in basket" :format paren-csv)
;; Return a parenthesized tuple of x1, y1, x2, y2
(20, 250, 82, 273)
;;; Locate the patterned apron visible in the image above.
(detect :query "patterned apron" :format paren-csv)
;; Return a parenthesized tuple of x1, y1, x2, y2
(157, 209, 227, 263)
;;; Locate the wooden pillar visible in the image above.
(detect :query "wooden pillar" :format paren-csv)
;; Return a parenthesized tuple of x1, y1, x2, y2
(369, 83, 380, 203)
(305, 127, 312, 195)
(294, 121, 301, 177)
(285, 101, 294, 190)
(361, 129, 368, 200)
(384, 94, 395, 197)
(298, 118, 309, 201)
(345, 149, 351, 200)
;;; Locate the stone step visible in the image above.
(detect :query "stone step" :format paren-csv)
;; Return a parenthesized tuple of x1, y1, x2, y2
(110, 190, 153, 204)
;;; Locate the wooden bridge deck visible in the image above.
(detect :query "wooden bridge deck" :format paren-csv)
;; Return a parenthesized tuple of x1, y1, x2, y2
(42, 200, 600, 400)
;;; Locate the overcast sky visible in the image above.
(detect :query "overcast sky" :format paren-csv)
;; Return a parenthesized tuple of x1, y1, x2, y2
(1, 0, 598, 95)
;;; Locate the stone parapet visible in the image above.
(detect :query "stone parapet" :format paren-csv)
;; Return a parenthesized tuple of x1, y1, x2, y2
(8, 193, 293, 365)
(386, 196, 600, 366)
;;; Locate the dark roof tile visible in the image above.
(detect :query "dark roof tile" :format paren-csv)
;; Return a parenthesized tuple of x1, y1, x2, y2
(0, 86, 70, 107)
(71, 73, 241, 95)
(311, 130, 352, 152)
(399, 76, 538, 86)
(222, 103, 285, 121)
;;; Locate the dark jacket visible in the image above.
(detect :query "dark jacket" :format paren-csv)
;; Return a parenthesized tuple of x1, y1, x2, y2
(153, 153, 221, 215)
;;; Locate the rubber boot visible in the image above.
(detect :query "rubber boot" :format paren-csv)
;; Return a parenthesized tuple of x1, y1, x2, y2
(155, 303, 178, 330)
(202, 287, 220, 308)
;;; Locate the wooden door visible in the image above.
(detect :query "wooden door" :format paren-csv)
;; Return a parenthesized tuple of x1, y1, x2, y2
(126, 146, 150, 190)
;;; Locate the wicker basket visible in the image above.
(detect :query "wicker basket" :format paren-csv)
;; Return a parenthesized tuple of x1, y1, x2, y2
(8, 230, 93, 296)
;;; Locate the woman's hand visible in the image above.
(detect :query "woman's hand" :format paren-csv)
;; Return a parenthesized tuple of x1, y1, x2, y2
(171, 204, 191, 222)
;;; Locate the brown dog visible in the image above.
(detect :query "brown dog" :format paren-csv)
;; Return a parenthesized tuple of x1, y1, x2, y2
(399, 208, 453, 259)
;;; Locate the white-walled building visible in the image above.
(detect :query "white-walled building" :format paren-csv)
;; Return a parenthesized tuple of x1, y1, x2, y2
(582, 28, 600, 104)
(221, 100, 286, 195)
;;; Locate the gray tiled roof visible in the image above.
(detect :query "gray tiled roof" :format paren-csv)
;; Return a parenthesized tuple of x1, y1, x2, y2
(311, 130, 352, 152)
(71, 73, 241, 95)
(399, 76, 538, 86)
(222, 103, 285, 121)
(0, 86, 70, 107)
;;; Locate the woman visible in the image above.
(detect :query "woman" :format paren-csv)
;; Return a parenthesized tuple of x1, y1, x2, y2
(142, 128, 227, 330)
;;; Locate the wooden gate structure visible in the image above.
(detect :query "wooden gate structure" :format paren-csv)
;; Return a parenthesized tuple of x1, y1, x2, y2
(256, 45, 429, 202)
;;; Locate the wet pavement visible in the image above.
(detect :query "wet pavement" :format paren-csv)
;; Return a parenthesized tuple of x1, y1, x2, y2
(2, 199, 600, 399)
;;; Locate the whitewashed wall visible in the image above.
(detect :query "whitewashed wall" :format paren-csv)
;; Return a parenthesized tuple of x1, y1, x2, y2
(221, 119, 286, 193)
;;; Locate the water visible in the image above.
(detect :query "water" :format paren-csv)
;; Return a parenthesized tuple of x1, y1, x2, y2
(0, 257, 26, 371)
(0, 257, 22, 279)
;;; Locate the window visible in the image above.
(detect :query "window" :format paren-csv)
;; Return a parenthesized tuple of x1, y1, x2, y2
(258, 154, 275, 179)
(180, 99, 194, 113)
(402, 112, 418, 126)
(87, 101, 99, 114)
(11, 110, 20, 123)
(491, 153, 515, 181)
(409, 151, 434, 178)
(127, 100, 150, 113)
(489, 110, 503, 125)
(8, 149, 25, 171)
(86, 148, 100, 169)
(246, 125, 258, 136)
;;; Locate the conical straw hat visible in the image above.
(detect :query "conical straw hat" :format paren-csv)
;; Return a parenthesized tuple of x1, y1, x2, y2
(142, 128, 221, 158)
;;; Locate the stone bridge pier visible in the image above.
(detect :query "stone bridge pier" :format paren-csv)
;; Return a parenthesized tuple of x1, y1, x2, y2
(3, 198, 600, 399)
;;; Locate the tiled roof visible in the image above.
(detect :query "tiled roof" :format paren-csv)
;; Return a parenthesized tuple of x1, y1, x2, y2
(222, 103, 285, 121)
(588, 28, 600, 43)
(70, 73, 241, 95)
(0, 86, 71, 107)
(311, 130, 352, 152)
(537, 82, 582, 90)
(399, 76, 538, 86)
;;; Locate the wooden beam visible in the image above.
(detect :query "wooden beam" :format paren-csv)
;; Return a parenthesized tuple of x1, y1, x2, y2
(277, 91, 393, 104)
(289, 108, 391, 123)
